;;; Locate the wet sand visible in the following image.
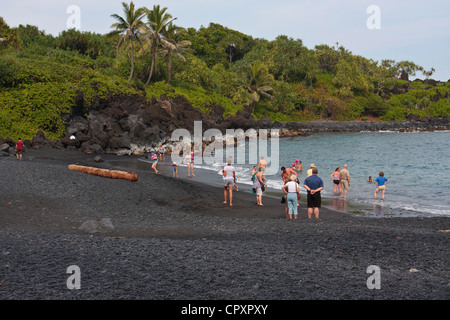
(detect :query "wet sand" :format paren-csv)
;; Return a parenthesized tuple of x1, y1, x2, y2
(0, 149, 449, 306)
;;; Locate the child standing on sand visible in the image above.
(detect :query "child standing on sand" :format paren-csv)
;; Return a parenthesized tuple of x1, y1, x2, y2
(172, 162, 178, 178)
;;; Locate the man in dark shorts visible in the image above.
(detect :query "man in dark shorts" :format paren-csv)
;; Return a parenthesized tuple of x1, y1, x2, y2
(303, 167, 324, 219)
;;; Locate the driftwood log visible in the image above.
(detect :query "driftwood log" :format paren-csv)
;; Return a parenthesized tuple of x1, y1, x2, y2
(68, 164, 138, 182)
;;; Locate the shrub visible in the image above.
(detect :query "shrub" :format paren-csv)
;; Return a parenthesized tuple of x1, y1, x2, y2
(76, 71, 142, 111)
(0, 82, 76, 140)
(145, 81, 244, 117)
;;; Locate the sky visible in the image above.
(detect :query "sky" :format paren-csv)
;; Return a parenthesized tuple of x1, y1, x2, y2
(2, 0, 449, 81)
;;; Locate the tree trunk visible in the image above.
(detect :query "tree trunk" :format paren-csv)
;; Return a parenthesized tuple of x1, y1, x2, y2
(146, 59, 154, 85)
(128, 39, 134, 82)
(68, 164, 139, 182)
(167, 50, 172, 84)
(146, 41, 157, 85)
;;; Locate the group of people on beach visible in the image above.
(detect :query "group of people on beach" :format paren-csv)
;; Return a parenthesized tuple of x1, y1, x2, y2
(219, 155, 267, 207)
(149, 146, 390, 216)
(280, 161, 389, 219)
(240, 157, 325, 220)
(280, 161, 324, 220)
(329, 164, 351, 198)
(330, 165, 390, 200)
(12, 137, 389, 218)
(149, 145, 193, 178)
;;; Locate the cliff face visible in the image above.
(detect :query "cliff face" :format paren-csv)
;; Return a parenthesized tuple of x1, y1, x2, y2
(60, 93, 262, 155)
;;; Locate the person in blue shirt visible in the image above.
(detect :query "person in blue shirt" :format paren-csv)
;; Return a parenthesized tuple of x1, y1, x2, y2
(374, 171, 390, 200)
(303, 167, 324, 219)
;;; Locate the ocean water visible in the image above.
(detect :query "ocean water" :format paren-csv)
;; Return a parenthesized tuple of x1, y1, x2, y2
(195, 130, 450, 217)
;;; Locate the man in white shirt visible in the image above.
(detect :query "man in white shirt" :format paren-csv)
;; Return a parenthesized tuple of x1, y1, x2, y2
(223, 162, 236, 206)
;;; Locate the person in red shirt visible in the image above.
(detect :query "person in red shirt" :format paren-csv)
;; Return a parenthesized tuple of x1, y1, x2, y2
(15, 138, 24, 161)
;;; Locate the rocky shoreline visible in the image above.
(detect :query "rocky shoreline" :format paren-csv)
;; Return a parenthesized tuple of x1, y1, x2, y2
(277, 116, 450, 136)
(1, 93, 448, 157)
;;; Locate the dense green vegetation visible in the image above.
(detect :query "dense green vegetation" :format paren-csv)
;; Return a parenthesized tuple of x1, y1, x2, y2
(1, 2, 449, 141)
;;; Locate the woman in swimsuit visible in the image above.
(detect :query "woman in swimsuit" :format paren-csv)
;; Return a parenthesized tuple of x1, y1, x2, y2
(330, 167, 341, 194)
(151, 152, 159, 174)
(158, 145, 165, 161)
(183, 151, 195, 177)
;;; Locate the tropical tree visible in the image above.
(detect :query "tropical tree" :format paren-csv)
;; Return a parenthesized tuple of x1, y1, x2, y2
(422, 67, 435, 88)
(143, 5, 176, 85)
(160, 23, 191, 84)
(184, 23, 254, 69)
(218, 33, 244, 69)
(241, 63, 274, 104)
(314, 44, 340, 74)
(333, 55, 371, 98)
(269, 36, 305, 81)
(109, 1, 146, 82)
(395, 60, 423, 81)
(0, 17, 22, 51)
(58, 29, 107, 59)
(372, 59, 397, 95)
(302, 49, 320, 86)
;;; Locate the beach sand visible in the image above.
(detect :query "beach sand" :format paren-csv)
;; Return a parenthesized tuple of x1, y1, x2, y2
(0, 149, 449, 304)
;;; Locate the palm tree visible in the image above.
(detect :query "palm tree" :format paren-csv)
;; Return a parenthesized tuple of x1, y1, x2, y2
(109, 1, 146, 82)
(161, 23, 191, 84)
(242, 63, 274, 103)
(143, 5, 177, 85)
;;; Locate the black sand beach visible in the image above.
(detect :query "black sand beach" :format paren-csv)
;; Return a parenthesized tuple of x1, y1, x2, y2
(1, 149, 449, 305)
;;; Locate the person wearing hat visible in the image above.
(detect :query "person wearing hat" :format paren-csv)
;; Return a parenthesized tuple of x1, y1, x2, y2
(306, 163, 315, 177)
